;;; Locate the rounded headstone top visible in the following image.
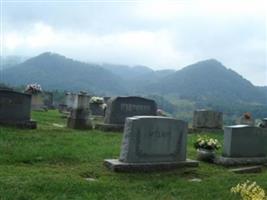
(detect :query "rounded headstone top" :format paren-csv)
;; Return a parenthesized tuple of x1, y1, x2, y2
(79, 91, 88, 95)
(196, 109, 208, 112)
(110, 96, 155, 101)
(225, 125, 250, 128)
(128, 116, 175, 120)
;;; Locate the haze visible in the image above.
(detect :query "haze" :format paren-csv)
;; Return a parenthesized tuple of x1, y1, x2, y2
(1, 0, 266, 85)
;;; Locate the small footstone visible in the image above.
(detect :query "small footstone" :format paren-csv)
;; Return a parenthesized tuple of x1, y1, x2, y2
(188, 178, 202, 182)
(52, 123, 64, 128)
(85, 178, 97, 182)
(229, 166, 262, 174)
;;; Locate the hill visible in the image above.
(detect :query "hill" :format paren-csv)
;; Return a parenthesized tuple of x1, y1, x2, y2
(257, 86, 267, 101)
(2, 52, 125, 95)
(1, 52, 266, 113)
(143, 59, 266, 105)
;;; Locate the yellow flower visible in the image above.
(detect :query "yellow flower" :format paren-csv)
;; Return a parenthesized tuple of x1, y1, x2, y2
(231, 180, 266, 200)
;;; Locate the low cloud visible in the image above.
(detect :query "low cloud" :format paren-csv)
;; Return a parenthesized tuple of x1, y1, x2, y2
(2, 0, 266, 85)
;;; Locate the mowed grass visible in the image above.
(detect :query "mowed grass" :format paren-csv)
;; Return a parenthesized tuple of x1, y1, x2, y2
(0, 111, 266, 200)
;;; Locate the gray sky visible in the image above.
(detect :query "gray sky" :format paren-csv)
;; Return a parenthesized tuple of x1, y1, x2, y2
(1, 0, 267, 86)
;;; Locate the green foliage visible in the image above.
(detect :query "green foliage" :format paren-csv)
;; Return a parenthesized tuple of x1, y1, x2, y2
(0, 111, 267, 199)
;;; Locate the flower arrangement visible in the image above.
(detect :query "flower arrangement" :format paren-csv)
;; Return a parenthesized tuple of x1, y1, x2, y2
(244, 112, 252, 120)
(194, 135, 221, 151)
(89, 96, 104, 104)
(25, 83, 42, 94)
(231, 180, 266, 200)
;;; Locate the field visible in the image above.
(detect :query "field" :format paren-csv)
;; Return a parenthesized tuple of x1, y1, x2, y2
(0, 110, 266, 200)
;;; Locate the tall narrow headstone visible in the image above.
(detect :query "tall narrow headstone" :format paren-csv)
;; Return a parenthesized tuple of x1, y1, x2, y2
(260, 118, 267, 128)
(43, 92, 54, 109)
(67, 93, 92, 129)
(65, 92, 76, 111)
(104, 116, 198, 172)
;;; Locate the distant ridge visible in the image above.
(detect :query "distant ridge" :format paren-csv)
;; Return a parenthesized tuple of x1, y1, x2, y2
(2, 52, 266, 105)
(143, 59, 266, 104)
(2, 52, 126, 95)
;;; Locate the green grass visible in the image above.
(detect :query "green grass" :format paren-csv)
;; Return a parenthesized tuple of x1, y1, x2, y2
(0, 110, 266, 200)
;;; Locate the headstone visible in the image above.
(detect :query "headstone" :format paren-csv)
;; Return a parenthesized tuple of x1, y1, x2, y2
(67, 93, 92, 129)
(31, 93, 46, 111)
(89, 96, 104, 116)
(58, 104, 68, 113)
(104, 116, 198, 172)
(215, 125, 267, 166)
(0, 90, 37, 128)
(103, 97, 111, 104)
(43, 92, 53, 109)
(260, 118, 267, 128)
(65, 92, 76, 111)
(236, 112, 255, 126)
(89, 103, 105, 116)
(98, 96, 157, 131)
(193, 109, 223, 129)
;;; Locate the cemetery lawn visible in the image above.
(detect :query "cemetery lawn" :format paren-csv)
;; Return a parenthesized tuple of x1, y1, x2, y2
(0, 111, 266, 200)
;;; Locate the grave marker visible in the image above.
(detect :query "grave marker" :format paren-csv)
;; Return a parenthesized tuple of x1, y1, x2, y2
(104, 116, 198, 172)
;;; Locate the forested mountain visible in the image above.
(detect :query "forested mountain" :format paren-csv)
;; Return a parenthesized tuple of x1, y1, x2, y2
(257, 86, 267, 101)
(2, 52, 266, 115)
(143, 59, 266, 105)
(2, 52, 125, 95)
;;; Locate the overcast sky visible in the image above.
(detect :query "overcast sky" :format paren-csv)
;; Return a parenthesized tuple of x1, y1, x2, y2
(1, 0, 266, 86)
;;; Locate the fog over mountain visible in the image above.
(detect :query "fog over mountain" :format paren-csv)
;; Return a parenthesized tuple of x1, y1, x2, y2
(2, 0, 266, 86)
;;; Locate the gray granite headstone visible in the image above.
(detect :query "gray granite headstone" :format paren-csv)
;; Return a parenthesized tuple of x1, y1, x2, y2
(43, 92, 53, 109)
(104, 116, 198, 172)
(31, 93, 46, 111)
(223, 125, 267, 157)
(193, 110, 223, 129)
(67, 93, 92, 129)
(215, 125, 267, 166)
(103, 97, 111, 104)
(65, 92, 76, 111)
(104, 96, 157, 125)
(0, 89, 36, 128)
(89, 103, 104, 116)
(261, 118, 267, 128)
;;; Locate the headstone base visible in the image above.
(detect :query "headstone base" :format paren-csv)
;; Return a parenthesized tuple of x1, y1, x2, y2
(215, 156, 267, 166)
(67, 118, 92, 130)
(229, 166, 262, 174)
(0, 120, 37, 129)
(104, 159, 199, 172)
(95, 123, 124, 132)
